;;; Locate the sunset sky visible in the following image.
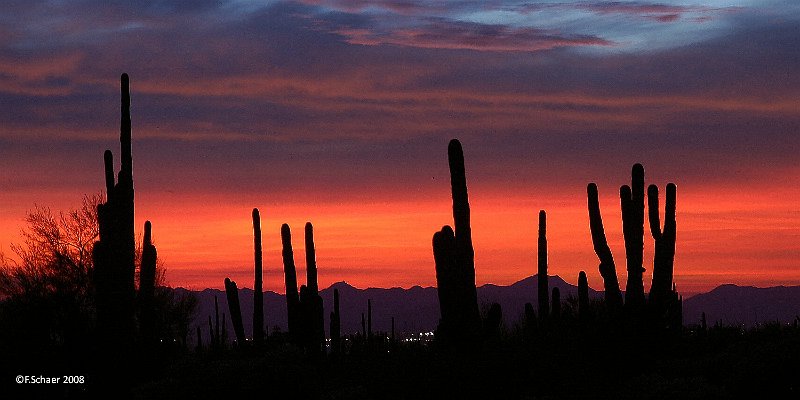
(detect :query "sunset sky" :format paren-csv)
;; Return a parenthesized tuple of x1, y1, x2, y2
(1, 0, 798, 295)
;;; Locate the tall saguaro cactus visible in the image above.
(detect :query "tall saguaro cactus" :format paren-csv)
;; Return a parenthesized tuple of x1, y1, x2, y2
(252, 208, 265, 345)
(305, 222, 325, 349)
(224, 278, 246, 345)
(621, 164, 646, 309)
(587, 183, 623, 311)
(432, 139, 481, 343)
(648, 183, 677, 318)
(537, 210, 549, 319)
(139, 221, 157, 345)
(330, 288, 341, 353)
(281, 224, 300, 340)
(94, 73, 137, 349)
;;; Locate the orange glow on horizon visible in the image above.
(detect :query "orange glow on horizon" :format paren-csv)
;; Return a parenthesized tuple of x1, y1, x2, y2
(5, 180, 797, 297)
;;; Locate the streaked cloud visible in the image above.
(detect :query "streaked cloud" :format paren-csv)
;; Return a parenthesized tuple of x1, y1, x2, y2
(0, 1, 798, 291)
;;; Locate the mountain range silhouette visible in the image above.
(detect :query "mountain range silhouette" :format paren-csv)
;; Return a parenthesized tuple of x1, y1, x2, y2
(185, 277, 800, 341)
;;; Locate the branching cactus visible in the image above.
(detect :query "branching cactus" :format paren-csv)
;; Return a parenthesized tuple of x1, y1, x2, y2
(648, 183, 677, 318)
(433, 139, 481, 343)
(139, 221, 157, 345)
(252, 209, 265, 345)
(94, 73, 137, 348)
(281, 222, 324, 352)
(589, 164, 680, 326)
(538, 210, 549, 320)
(224, 278, 246, 345)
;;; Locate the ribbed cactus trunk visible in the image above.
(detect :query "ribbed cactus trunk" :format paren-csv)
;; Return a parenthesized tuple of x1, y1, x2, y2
(224, 278, 246, 345)
(433, 139, 481, 344)
(139, 221, 157, 345)
(330, 288, 341, 353)
(305, 222, 325, 351)
(648, 183, 677, 320)
(537, 210, 548, 320)
(252, 209, 264, 345)
(621, 164, 646, 310)
(94, 73, 137, 362)
(578, 271, 589, 321)
(281, 224, 300, 342)
(587, 183, 623, 312)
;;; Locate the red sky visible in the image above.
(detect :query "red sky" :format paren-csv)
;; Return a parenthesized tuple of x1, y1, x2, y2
(1, 1, 798, 295)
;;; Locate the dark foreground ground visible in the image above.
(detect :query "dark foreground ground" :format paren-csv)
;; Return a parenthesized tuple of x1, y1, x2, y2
(6, 324, 799, 399)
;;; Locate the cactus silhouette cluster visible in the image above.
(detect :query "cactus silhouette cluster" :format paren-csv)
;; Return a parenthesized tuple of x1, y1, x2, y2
(281, 222, 325, 352)
(587, 164, 680, 327)
(433, 139, 481, 344)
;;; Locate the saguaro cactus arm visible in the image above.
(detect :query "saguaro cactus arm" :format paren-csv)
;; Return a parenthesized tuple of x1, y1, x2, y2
(587, 183, 623, 310)
(648, 183, 677, 309)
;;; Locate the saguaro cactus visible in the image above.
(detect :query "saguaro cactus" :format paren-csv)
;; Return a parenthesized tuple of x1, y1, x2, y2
(621, 164, 646, 310)
(433, 139, 481, 343)
(330, 288, 341, 353)
(224, 278, 246, 344)
(589, 165, 680, 324)
(578, 271, 589, 321)
(537, 210, 549, 320)
(281, 224, 300, 340)
(587, 183, 623, 311)
(139, 221, 157, 345)
(305, 222, 325, 350)
(648, 183, 677, 316)
(252, 208, 265, 345)
(94, 73, 137, 350)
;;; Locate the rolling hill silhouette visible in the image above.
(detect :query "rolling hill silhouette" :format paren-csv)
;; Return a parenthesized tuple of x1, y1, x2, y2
(188, 274, 599, 339)
(187, 278, 800, 340)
